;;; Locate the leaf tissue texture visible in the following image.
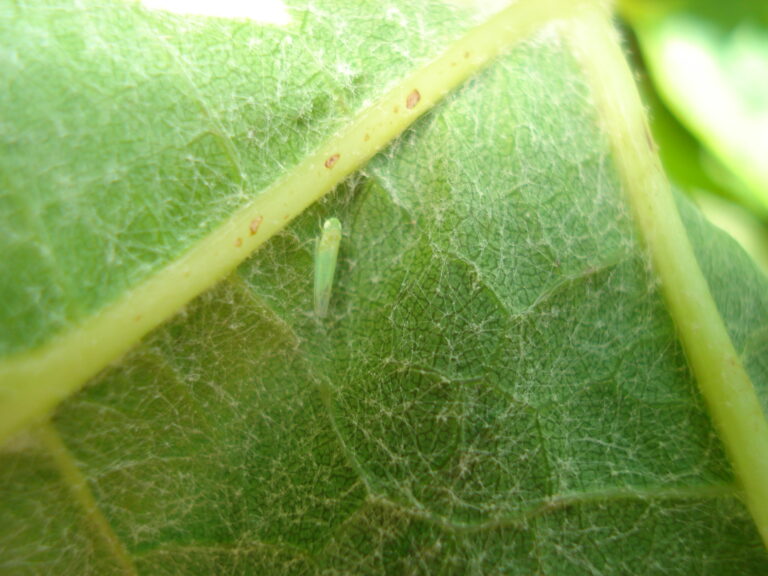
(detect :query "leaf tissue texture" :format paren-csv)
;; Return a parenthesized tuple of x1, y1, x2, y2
(2, 0, 768, 574)
(0, 0, 472, 357)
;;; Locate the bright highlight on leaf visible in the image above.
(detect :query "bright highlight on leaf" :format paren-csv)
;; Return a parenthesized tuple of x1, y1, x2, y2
(314, 217, 342, 318)
(141, 0, 292, 25)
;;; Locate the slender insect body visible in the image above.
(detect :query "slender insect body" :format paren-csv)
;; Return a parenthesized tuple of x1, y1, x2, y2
(314, 218, 342, 317)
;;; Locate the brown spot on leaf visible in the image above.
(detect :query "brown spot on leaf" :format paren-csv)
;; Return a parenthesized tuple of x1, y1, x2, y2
(363, 133, 370, 142)
(249, 216, 263, 236)
(234, 237, 243, 247)
(644, 124, 655, 151)
(325, 153, 340, 169)
(406, 89, 421, 110)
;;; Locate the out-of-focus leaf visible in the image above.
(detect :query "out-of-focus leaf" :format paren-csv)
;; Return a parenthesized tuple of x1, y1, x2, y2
(621, 0, 768, 216)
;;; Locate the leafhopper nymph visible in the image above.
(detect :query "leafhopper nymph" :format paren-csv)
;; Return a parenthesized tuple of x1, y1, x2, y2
(314, 218, 342, 317)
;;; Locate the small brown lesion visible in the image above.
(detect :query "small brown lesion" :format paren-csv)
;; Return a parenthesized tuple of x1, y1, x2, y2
(234, 237, 243, 247)
(363, 133, 371, 142)
(643, 124, 656, 152)
(249, 216, 263, 236)
(324, 153, 340, 169)
(406, 89, 421, 110)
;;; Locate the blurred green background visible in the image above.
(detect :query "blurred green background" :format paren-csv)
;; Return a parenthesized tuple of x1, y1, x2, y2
(618, 0, 768, 272)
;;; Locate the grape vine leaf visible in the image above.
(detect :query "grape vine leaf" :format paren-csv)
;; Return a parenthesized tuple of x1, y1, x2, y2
(1, 0, 768, 574)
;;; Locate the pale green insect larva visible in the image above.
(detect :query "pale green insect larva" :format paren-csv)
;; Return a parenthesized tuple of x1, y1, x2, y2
(314, 217, 342, 317)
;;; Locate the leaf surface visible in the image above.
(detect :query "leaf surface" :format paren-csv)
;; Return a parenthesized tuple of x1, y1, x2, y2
(2, 0, 768, 573)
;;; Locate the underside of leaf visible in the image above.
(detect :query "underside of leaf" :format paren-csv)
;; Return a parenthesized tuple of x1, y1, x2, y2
(2, 0, 768, 573)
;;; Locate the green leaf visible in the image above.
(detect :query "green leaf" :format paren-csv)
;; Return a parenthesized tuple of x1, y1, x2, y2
(0, 0, 579, 440)
(2, 0, 768, 573)
(620, 0, 768, 216)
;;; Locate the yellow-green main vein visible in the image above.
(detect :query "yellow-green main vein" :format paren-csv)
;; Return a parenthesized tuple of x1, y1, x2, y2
(570, 3, 768, 550)
(0, 0, 592, 443)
